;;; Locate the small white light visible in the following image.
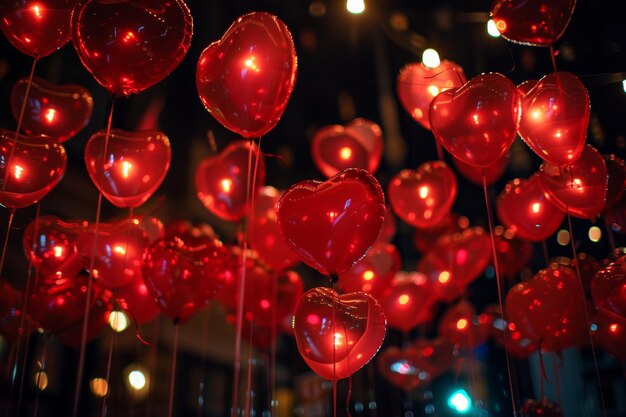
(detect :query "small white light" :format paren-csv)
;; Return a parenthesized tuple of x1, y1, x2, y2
(346, 0, 365, 14)
(108, 311, 129, 333)
(128, 370, 146, 390)
(487, 19, 501, 37)
(622, 79, 626, 93)
(422, 48, 441, 69)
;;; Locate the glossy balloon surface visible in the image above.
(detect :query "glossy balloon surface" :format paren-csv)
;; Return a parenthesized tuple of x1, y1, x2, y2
(54, 289, 112, 346)
(377, 271, 434, 332)
(591, 256, 626, 317)
(593, 304, 626, 361)
(72, 0, 193, 96)
(338, 242, 401, 298)
(196, 12, 297, 138)
(293, 287, 387, 381)
(116, 275, 160, 324)
(277, 168, 385, 276)
(493, 229, 533, 280)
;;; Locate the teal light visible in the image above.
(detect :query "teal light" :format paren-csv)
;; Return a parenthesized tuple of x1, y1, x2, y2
(447, 389, 471, 414)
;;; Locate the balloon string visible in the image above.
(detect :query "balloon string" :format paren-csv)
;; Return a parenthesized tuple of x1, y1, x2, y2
(331, 274, 338, 417)
(603, 217, 616, 251)
(435, 139, 444, 162)
(549, 47, 559, 74)
(270, 273, 278, 417)
(196, 309, 211, 417)
(367, 362, 378, 417)
(541, 240, 550, 267)
(167, 323, 180, 417)
(566, 213, 607, 417)
(72, 97, 116, 417)
(101, 299, 118, 417)
(343, 322, 351, 417)
(0, 209, 15, 280)
(346, 376, 353, 417)
(481, 170, 518, 415)
(538, 350, 546, 399)
(552, 352, 562, 405)
(1, 57, 38, 198)
(32, 334, 48, 417)
(145, 319, 161, 417)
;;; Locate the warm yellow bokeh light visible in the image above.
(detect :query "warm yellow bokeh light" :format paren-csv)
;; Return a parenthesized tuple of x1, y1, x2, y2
(487, 19, 501, 37)
(34, 371, 48, 391)
(556, 229, 570, 246)
(346, 0, 364, 14)
(108, 311, 129, 333)
(588, 226, 602, 243)
(90, 378, 109, 397)
(422, 48, 440, 69)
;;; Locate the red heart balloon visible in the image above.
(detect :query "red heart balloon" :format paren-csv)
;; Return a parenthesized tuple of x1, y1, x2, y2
(338, 242, 401, 298)
(603, 155, 625, 214)
(0, 0, 76, 57)
(54, 288, 113, 347)
(0, 280, 30, 343)
(438, 300, 490, 349)
(0, 129, 66, 209)
(248, 186, 301, 271)
(277, 168, 385, 276)
(519, 72, 590, 166)
(71, 0, 192, 96)
(377, 339, 452, 392)
(377, 271, 435, 332)
(493, 228, 534, 280)
(491, 0, 576, 47)
(417, 227, 492, 303)
(451, 152, 510, 186)
(429, 72, 521, 167)
(521, 398, 564, 417)
(592, 255, 626, 317)
(116, 274, 159, 325)
(388, 161, 457, 229)
(506, 266, 588, 351)
(412, 213, 466, 253)
(195, 140, 266, 222)
(496, 174, 565, 242)
(557, 253, 600, 294)
(142, 237, 235, 323)
(311, 118, 383, 178)
(397, 60, 467, 130)
(539, 145, 607, 219)
(77, 218, 151, 289)
(11, 76, 93, 142)
(196, 12, 297, 139)
(22, 215, 86, 280)
(84, 129, 171, 208)
(484, 305, 537, 359)
(293, 287, 386, 381)
(592, 304, 626, 361)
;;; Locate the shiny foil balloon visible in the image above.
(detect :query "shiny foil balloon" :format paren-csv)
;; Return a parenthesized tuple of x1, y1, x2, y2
(311, 118, 383, 178)
(377, 271, 435, 333)
(388, 161, 457, 229)
(11, 76, 93, 142)
(196, 12, 297, 138)
(277, 168, 385, 276)
(451, 152, 510, 186)
(22, 215, 86, 280)
(539, 145, 607, 219)
(72, 0, 193, 96)
(496, 175, 565, 242)
(142, 237, 234, 323)
(54, 288, 113, 346)
(558, 253, 600, 294)
(593, 304, 626, 361)
(293, 287, 387, 381)
(603, 155, 625, 214)
(418, 227, 492, 303)
(0, 129, 66, 209)
(195, 140, 266, 222)
(338, 242, 401, 298)
(491, 0, 576, 47)
(413, 213, 465, 254)
(116, 274, 160, 324)
(77, 218, 151, 289)
(493, 229, 533, 280)
(248, 187, 301, 271)
(484, 305, 537, 359)
(429, 72, 521, 167)
(85, 129, 171, 208)
(519, 72, 590, 166)
(0, 0, 76, 57)
(438, 300, 490, 349)
(165, 220, 217, 246)
(591, 256, 626, 317)
(397, 60, 467, 130)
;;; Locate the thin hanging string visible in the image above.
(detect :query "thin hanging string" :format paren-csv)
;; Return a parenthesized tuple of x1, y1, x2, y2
(552, 353, 562, 405)
(482, 170, 518, 416)
(72, 98, 116, 417)
(541, 240, 550, 267)
(434, 140, 444, 162)
(566, 212, 608, 417)
(603, 217, 616, 251)
(145, 319, 161, 417)
(538, 350, 546, 399)
(32, 334, 48, 417)
(343, 322, 352, 417)
(549, 47, 559, 74)
(269, 272, 278, 417)
(367, 362, 378, 417)
(196, 308, 211, 417)
(101, 299, 118, 417)
(346, 376, 353, 417)
(330, 274, 338, 417)
(167, 322, 181, 417)
(0, 209, 15, 279)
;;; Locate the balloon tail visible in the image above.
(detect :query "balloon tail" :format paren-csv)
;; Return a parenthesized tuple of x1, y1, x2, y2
(482, 169, 518, 415)
(0, 208, 15, 283)
(549, 46, 559, 73)
(537, 348, 548, 399)
(167, 323, 180, 417)
(32, 334, 48, 417)
(100, 303, 118, 417)
(72, 97, 116, 417)
(566, 213, 608, 417)
(541, 239, 550, 266)
(435, 139, 444, 161)
(270, 273, 278, 417)
(346, 376, 353, 417)
(331, 275, 337, 417)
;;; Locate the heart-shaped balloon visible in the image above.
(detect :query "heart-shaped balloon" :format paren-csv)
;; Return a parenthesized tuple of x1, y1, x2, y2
(22, 215, 87, 280)
(388, 161, 457, 229)
(592, 303, 626, 361)
(84, 129, 171, 208)
(277, 168, 385, 276)
(338, 242, 401, 298)
(557, 253, 600, 294)
(293, 287, 386, 381)
(116, 274, 160, 325)
(539, 145, 607, 219)
(195, 140, 266, 222)
(519, 72, 590, 166)
(71, 0, 192, 96)
(493, 228, 533, 281)
(248, 186, 301, 271)
(196, 12, 297, 139)
(418, 227, 492, 303)
(0, 129, 66, 209)
(438, 300, 490, 349)
(142, 237, 235, 323)
(451, 152, 510, 186)
(377, 339, 452, 392)
(311, 118, 383, 178)
(397, 60, 467, 130)
(413, 213, 466, 253)
(491, 0, 576, 47)
(603, 155, 625, 214)
(54, 288, 113, 347)
(506, 266, 588, 352)
(377, 271, 435, 332)
(484, 305, 537, 359)
(429, 72, 521, 167)
(77, 217, 151, 289)
(1, 0, 76, 57)
(591, 255, 626, 317)
(11, 76, 93, 142)
(496, 174, 565, 241)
